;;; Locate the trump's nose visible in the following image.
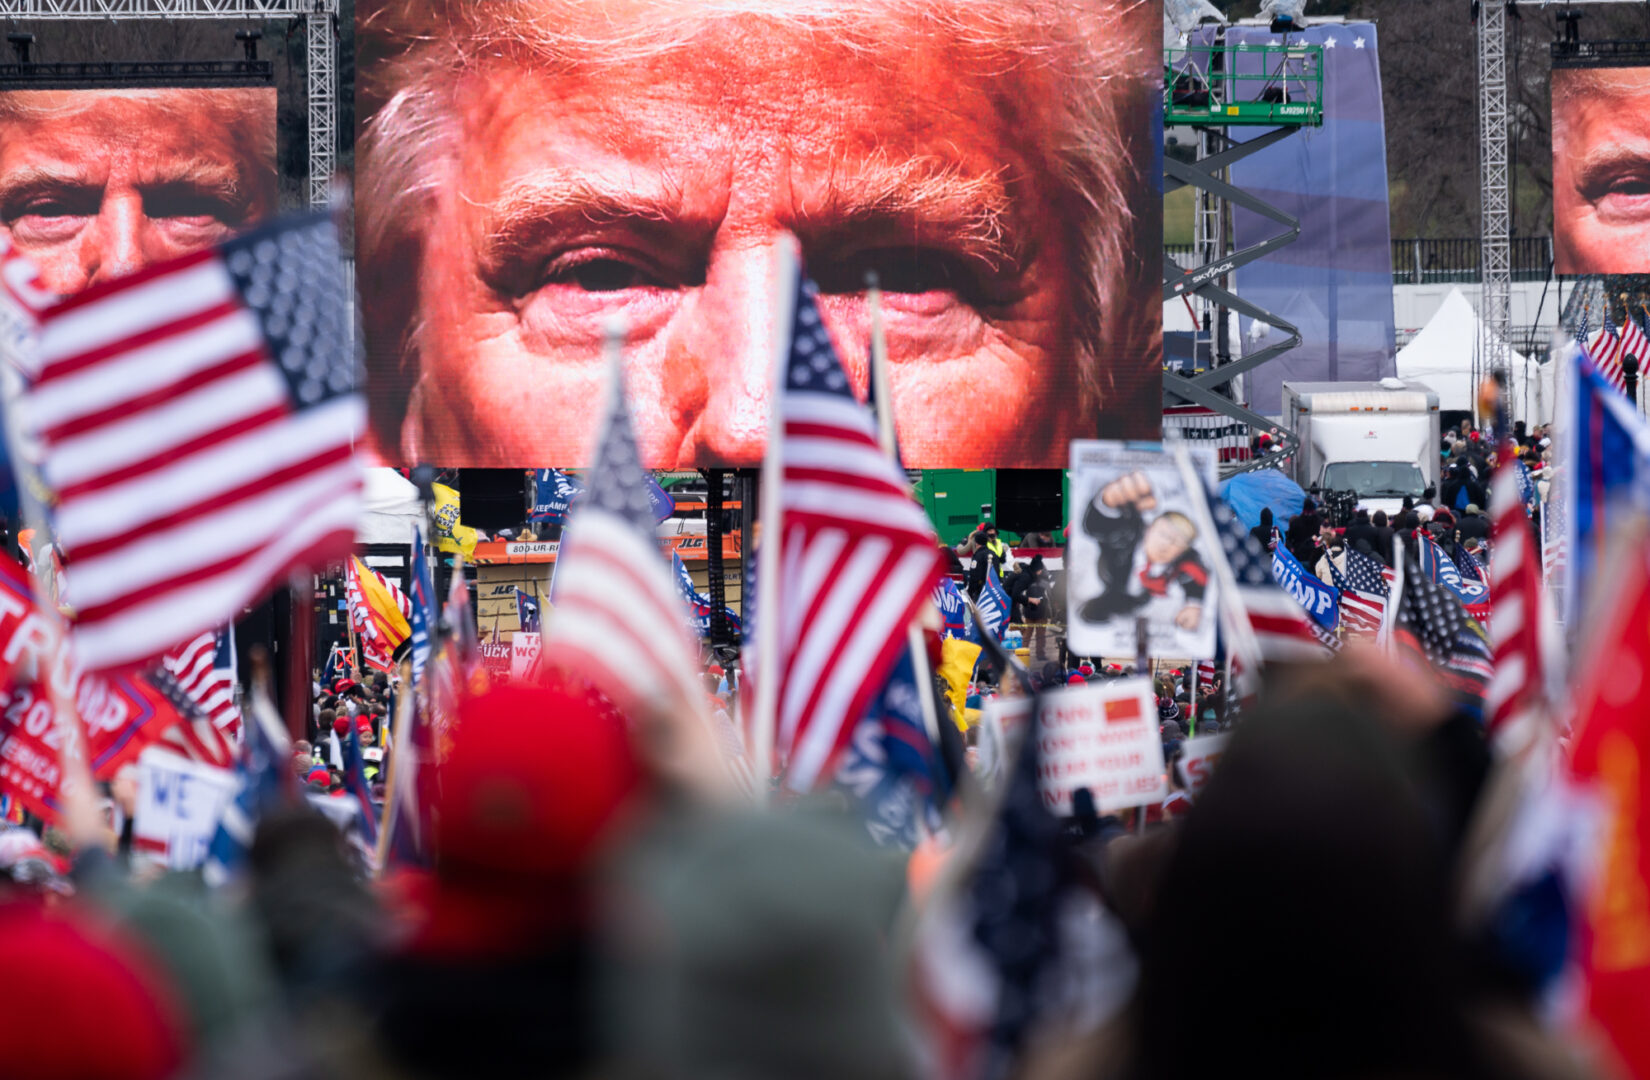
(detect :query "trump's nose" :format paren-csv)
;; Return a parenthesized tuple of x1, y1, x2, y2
(79, 194, 148, 289)
(668, 241, 784, 467)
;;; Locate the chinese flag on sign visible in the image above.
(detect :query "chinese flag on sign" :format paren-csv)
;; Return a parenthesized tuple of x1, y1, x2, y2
(1567, 539, 1650, 1078)
(1104, 696, 1143, 724)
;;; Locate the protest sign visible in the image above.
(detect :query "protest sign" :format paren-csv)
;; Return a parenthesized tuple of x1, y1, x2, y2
(511, 632, 542, 681)
(132, 748, 237, 870)
(1066, 441, 1219, 659)
(1175, 733, 1231, 797)
(1270, 543, 1339, 629)
(479, 642, 513, 680)
(982, 678, 1168, 815)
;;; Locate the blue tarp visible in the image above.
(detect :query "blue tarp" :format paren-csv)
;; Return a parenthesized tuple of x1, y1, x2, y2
(1219, 469, 1306, 530)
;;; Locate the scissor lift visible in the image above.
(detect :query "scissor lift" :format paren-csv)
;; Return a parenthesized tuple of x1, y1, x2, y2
(1164, 38, 1323, 474)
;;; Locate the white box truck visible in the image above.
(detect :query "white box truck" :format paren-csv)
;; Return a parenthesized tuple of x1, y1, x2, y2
(1281, 378, 1441, 518)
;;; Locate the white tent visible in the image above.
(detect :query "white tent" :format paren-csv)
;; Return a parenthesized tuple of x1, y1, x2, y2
(1395, 287, 1555, 425)
(356, 467, 422, 545)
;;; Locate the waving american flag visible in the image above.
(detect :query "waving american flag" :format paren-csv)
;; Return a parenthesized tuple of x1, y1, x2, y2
(758, 271, 943, 793)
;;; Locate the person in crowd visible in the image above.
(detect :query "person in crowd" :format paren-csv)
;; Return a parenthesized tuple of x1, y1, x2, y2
(1249, 506, 1276, 550)
(353, 0, 1161, 467)
(1284, 499, 1321, 567)
(1456, 502, 1491, 543)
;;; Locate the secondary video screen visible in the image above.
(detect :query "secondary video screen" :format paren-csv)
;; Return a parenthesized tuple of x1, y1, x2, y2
(354, 0, 1164, 468)
(1553, 65, 1650, 275)
(0, 87, 278, 297)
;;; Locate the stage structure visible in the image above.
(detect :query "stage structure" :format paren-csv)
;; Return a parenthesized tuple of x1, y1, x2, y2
(1163, 34, 1323, 473)
(0, 0, 336, 209)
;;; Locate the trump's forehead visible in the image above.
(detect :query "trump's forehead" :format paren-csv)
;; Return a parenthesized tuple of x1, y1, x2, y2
(444, 23, 1055, 231)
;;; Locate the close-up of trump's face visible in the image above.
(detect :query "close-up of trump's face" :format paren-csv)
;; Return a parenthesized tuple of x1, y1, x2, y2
(357, 0, 1161, 469)
(0, 88, 277, 296)
(1553, 67, 1650, 276)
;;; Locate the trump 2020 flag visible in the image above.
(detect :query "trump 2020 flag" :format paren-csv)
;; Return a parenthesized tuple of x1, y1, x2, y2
(530, 469, 583, 526)
(22, 212, 364, 671)
(976, 559, 1011, 641)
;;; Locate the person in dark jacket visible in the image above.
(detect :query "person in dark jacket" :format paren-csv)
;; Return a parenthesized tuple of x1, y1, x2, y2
(1249, 507, 1275, 551)
(1284, 500, 1321, 567)
(1343, 508, 1381, 556)
(1455, 504, 1491, 543)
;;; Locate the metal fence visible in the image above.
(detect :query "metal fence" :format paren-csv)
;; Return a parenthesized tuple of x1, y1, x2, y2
(1165, 237, 1554, 284)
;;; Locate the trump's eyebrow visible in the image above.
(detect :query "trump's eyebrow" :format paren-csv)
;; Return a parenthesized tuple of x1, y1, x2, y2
(473, 158, 1019, 275)
(0, 164, 94, 207)
(794, 156, 1019, 273)
(475, 169, 702, 276)
(1572, 140, 1650, 192)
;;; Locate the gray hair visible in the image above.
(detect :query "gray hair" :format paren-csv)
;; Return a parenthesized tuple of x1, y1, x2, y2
(356, 0, 1161, 451)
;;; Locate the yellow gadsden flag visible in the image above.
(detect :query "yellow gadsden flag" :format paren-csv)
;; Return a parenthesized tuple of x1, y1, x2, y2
(431, 482, 482, 558)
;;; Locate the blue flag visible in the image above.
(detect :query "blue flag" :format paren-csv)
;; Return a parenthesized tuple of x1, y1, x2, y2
(529, 469, 583, 525)
(514, 587, 541, 634)
(977, 558, 1011, 640)
(1269, 540, 1340, 629)
(646, 475, 675, 522)
(408, 527, 435, 686)
(342, 725, 378, 850)
(1418, 532, 1489, 607)
(932, 577, 973, 641)
(203, 699, 290, 885)
(833, 647, 949, 850)
(671, 551, 741, 638)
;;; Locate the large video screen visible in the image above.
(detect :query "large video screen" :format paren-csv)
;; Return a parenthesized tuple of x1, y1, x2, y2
(354, 0, 1164, 469)
(1553, 66, 1650, 275)
(0, 87, 278, 297)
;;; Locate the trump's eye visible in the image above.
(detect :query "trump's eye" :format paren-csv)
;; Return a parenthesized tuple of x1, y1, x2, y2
(543, 252, 670, 292)
(145, 188, 245, 228)
(811, 247, 992, 316)
(4, 189, 99, 243)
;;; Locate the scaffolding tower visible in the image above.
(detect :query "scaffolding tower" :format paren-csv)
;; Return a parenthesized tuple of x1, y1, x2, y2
(1164, 36, 1323, 473)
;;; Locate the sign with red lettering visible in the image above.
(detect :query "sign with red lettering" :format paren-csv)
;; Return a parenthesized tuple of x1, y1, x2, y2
(1175, 733, 1230, 797)
(986, 677, 1166, 816)
(479, 642, 512, 679)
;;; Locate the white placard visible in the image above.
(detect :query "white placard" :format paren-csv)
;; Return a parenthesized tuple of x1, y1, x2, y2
(982, 678, 1168, 815)
(510, 631, 542, 681)
(1066, 441, 1219, 660)
(1175, 733, 1231, 797)
(132, 748, 237, 871)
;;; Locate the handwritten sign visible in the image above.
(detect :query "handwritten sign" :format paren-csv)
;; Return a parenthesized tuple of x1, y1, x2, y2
(510, 632, 542, 682)
(982, 677, 1167, 815)
(132, 748, 237, 870)
(1175, 733, 1231, 797)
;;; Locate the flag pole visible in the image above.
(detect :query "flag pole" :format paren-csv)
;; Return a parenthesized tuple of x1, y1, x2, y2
(866, 273, 946, 751)
(749, 242, 799, 801)
(1168, 439, 1264, 675)
(373, 655, 414, 875)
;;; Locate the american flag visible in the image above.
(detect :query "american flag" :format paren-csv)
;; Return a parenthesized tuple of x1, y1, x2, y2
(1392, 546, 1494, 722)
(1619, 311, 1650, 396)
(23, 213, 363, 671)
(760, 274, 944, 793)
(159, 627, 241, 736)
(537, 339, 709, 734)
(1485, 452, 1545, 743)
(1590, 308, 1628, 394)
(381, 527, 435, 869)
(1209, 492, 1335, 663)
(1331, 548, 1394, 636)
